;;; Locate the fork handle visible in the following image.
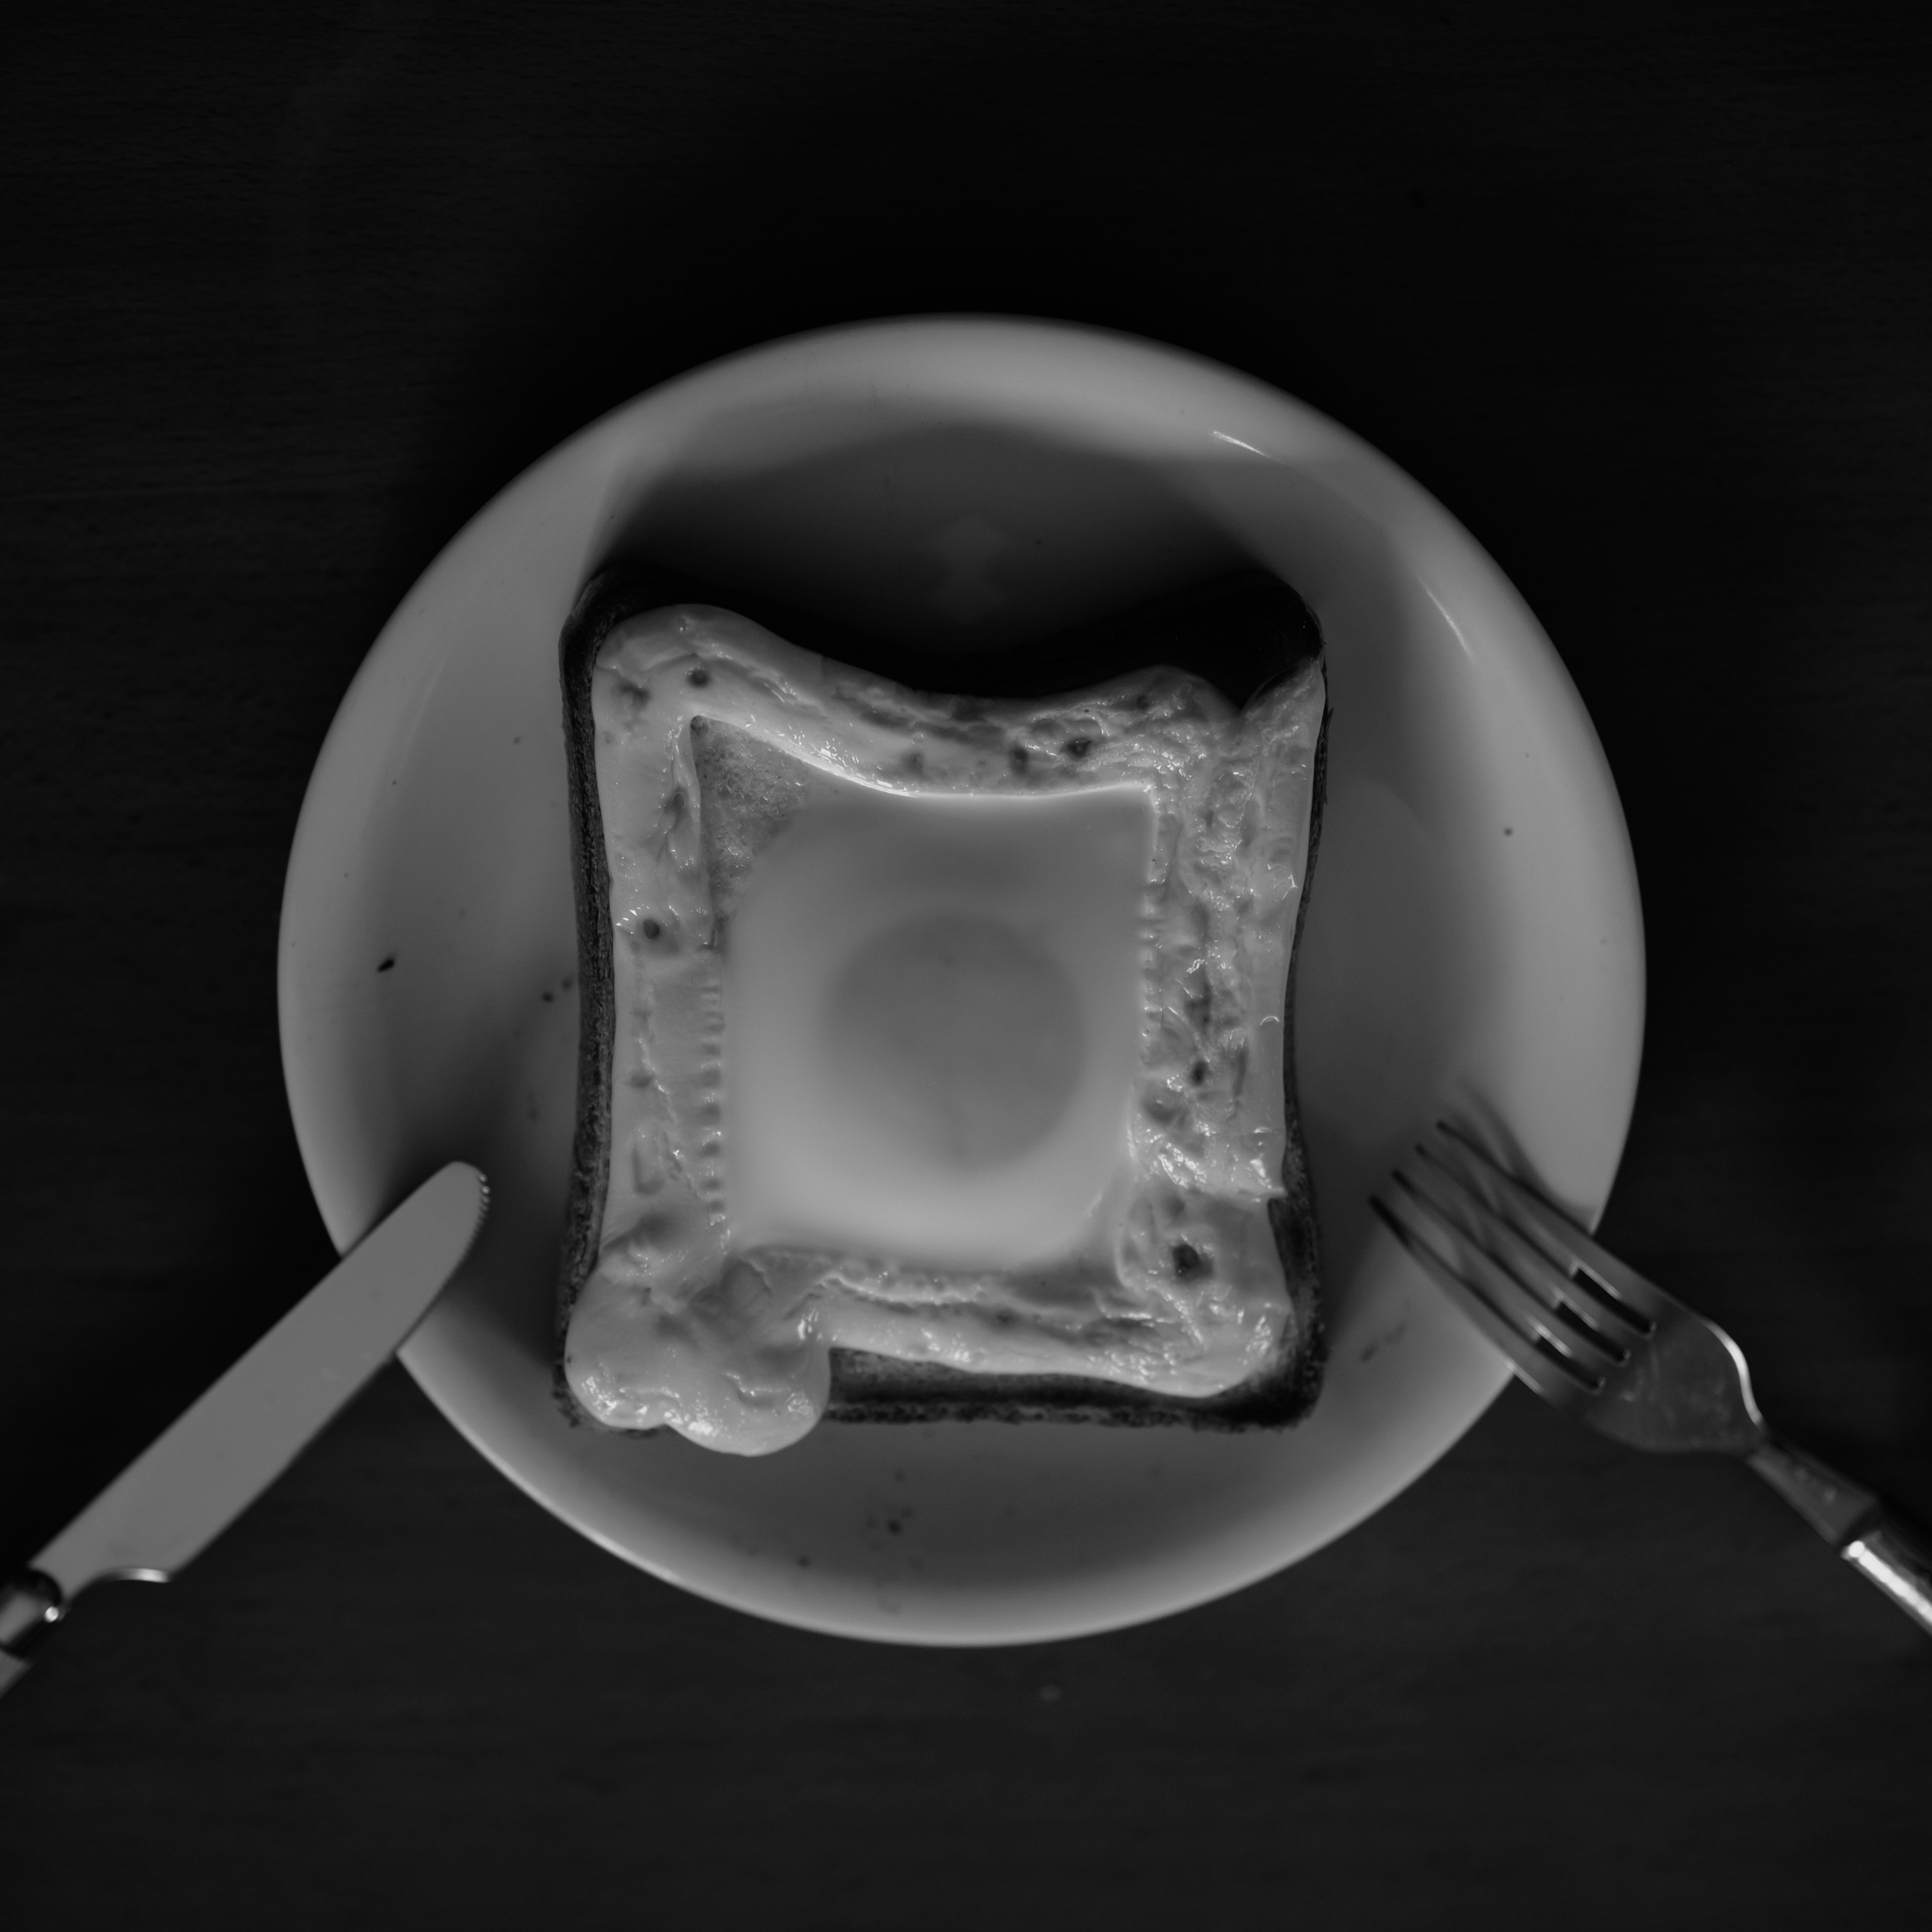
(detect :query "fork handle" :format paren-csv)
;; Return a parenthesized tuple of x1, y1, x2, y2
(1840, 1522, 1932, 1636)
(1749, 1439, 1932, 1636)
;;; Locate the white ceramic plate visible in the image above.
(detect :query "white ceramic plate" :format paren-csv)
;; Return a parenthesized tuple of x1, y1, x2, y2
(279, 318, 1643, 1645)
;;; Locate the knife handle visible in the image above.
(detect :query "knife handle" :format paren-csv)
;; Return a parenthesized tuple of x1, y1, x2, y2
(0, 1570, 66, 1698)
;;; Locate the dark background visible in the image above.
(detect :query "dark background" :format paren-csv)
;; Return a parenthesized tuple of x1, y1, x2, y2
(4, 1, 1929, 1922)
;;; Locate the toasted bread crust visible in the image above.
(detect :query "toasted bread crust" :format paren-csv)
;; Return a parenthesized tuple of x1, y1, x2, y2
(555, 565, 1329, 1433)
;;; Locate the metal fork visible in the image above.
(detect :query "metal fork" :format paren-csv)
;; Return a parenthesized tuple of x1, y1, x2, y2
(1373, 1122, 1932, 1636)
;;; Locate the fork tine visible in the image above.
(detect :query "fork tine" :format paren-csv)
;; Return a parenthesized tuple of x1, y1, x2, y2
(1371, 1192, 1597, 1407)
(1434, 1121, 1673, 1326)
(1388, 1170, 1622, 1380)
(1412, 1139, 1649, 1348)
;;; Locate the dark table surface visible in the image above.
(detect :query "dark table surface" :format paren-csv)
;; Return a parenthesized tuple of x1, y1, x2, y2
(5, 3, 1929, 1923)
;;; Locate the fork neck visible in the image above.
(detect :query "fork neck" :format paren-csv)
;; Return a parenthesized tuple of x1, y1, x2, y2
(1748, 1436, 1880, 1546)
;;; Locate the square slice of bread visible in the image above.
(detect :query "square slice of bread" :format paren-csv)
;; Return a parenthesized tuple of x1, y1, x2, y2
(557, 566, 1329, 1453)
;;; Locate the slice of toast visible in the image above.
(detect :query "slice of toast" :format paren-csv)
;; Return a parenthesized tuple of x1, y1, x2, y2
(557, 565, 1329, 1453)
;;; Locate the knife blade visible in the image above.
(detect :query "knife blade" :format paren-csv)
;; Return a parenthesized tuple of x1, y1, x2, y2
(0, 1161, 489, 1697)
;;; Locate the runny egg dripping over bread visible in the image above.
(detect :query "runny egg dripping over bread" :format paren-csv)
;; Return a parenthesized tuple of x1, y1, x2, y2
(557, 567, 1329, 1455)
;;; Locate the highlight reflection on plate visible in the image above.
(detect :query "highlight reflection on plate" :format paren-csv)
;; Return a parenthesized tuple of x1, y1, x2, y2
(278, 318, 1643, 1645)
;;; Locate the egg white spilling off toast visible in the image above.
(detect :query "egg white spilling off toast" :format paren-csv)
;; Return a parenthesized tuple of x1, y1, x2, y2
(557, 568, 1329, 1454)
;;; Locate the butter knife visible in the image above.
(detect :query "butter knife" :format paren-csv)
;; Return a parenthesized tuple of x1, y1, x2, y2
(0, 1161, 489, 1697)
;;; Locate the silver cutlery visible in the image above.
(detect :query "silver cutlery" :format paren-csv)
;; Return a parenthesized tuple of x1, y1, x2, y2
(1374, 1124, 1932, 1635)
(0, 1162, 489, 1696)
